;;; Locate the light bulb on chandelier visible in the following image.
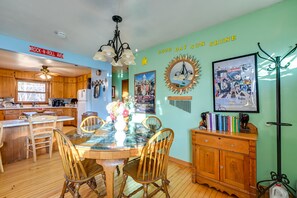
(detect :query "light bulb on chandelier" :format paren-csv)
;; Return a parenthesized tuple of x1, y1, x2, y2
(93, 15, 136, 67)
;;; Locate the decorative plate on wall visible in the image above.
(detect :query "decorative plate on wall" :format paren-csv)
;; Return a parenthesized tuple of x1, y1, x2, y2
(164, 54, 200, 94)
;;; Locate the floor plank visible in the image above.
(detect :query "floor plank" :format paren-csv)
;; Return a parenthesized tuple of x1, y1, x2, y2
(0, 151, 237, 198)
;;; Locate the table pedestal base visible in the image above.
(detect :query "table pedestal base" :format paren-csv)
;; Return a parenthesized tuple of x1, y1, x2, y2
(96, 159, 124, 198)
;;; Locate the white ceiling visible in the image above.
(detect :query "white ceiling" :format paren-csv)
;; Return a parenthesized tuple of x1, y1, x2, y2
(0, 0, 282, 76)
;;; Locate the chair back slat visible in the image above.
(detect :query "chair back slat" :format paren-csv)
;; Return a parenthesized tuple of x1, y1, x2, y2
(137, 128, 174, 181)
(54, 129, 88, 181)
(29, 115, 57, 137)
(80, 116, 105, 133)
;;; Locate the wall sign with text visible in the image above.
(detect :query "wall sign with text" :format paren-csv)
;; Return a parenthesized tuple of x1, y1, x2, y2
(29, 45, 64, 59)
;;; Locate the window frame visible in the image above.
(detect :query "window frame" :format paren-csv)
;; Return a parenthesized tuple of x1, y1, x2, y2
(16, 79, 49, 104)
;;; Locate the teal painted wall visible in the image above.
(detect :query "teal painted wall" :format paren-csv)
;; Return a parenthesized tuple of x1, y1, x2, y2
(112, 70, 129, 101)
(129, 0, 297, 185)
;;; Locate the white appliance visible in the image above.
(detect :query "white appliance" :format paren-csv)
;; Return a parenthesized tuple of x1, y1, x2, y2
(77, 89, 91, 126)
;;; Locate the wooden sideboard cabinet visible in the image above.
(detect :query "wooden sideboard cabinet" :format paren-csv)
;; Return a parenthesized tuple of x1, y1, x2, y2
(191, 124, 258, 198)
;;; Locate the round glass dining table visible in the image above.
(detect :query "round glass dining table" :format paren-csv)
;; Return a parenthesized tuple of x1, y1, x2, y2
(67, 123, 152, 198)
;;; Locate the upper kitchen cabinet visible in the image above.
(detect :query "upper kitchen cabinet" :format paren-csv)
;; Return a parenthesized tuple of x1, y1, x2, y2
(64, 77, 77, 98)
(0, 69, 15, 98)
(50, 76, 64, 98)
(77, 74, 91, 90)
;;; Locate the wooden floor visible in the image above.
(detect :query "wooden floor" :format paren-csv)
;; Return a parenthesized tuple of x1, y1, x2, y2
(0, 152, 236, 198)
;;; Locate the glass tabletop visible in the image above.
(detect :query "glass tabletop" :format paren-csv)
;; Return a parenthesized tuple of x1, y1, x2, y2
(67, 122, 153, 150)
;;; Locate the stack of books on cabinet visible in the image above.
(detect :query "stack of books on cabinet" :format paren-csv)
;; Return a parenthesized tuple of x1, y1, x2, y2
(206, 112, 240, 132)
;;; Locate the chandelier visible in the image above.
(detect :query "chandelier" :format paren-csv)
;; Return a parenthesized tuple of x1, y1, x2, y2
(93, 15, 136, 66)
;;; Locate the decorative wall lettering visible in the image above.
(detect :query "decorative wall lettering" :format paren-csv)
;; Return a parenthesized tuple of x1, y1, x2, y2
(209, 35, 237, 47)
(157, 35, 237, 55)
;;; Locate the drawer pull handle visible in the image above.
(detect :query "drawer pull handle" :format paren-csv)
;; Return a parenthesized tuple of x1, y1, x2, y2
(204, 139, 208, 143)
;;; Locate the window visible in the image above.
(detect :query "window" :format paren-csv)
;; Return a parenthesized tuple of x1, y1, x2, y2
(17, 80, 48, 103)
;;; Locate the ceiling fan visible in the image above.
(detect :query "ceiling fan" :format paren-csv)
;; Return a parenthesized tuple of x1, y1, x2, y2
(36, 65, 59, 80)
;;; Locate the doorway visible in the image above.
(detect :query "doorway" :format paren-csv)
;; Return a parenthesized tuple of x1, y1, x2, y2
(122, 79, 129, 101)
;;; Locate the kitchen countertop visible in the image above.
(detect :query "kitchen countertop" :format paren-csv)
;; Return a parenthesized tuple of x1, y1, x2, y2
(0, 106, 77, 110)
(0, 116, 74, 128)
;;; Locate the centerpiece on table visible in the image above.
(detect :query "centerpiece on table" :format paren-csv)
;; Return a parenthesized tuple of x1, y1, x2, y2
(106, 96, 135, 146)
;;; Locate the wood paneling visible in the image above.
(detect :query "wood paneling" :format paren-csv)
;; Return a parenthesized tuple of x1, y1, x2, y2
(1, 122, 63, 164)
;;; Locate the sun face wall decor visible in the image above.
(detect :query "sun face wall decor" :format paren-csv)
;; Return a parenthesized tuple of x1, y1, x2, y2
(164, 54, 200, 94)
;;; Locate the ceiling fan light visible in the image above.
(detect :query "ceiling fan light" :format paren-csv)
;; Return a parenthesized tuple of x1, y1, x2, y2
(102, 46, 116, 58)
(40, 74, 51, 80)
(111, 59, 123, 67)
(93, 51, 107, 61)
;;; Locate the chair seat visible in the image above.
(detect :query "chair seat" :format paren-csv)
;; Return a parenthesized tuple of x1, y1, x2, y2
(123, 157, 161, 183)
(81, 159, 104, 178)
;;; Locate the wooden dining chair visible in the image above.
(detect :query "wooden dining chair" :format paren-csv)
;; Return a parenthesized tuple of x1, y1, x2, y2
(0, 123, 4, 173)
(80, 116, 106, 133)
(26, 115, 57, 162)
(141, 116, 162, 134)
(79, 115, 122, 176)
(54, 129, 106, 198)
(118, 128, 174, 198)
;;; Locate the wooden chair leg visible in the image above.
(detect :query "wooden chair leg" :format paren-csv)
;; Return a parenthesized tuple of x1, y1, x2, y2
(49, 137, 53, 159)
(60, 181, 67, 198)
(26, 138, 29, 159)
(117, 174, 128, 198)
(143, 184, 148, 198)
(32, 143, 37, 162)
(74, 183, 81, 198)
(0, 151, 4, 173)
(162, 178, 170, 198)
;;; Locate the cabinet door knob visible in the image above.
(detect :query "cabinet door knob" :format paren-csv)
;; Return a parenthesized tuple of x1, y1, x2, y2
(204, 139, 208, 143)
(220, 165, 224, 169)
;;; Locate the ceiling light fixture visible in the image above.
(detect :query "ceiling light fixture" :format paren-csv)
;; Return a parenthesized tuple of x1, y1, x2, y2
(93, 15, 136, 67)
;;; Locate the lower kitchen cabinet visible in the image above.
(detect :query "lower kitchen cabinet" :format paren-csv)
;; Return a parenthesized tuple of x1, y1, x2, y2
(0, 111, 4, 120)
(71, 108, 77, 127)
(191, 124, 258, 198)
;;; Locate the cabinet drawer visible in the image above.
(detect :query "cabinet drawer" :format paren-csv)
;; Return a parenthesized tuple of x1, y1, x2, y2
(194, 134, 219, 149)
(220, 138, 249, 155)
(4, 110, 19, 115)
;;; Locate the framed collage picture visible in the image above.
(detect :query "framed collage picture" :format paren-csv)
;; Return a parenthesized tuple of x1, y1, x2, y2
(134, 70, 156, 114)
(212, 53, 259, 112)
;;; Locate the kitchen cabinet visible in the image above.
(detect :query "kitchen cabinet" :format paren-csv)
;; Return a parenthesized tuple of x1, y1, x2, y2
(64, 77, 77, 98)
(0, 111, 4, 120)
(4, 110, 21, 120)
(0, 76, 15, 98)
(50, 82, 64, 98)
(63, 108, 72, 125)
(61, 108, 77, 126)
(71, 108, 77, 127)
(77, 74, 90, 91)
(191, 124, 258, 198)
(50, 76, 64, 98)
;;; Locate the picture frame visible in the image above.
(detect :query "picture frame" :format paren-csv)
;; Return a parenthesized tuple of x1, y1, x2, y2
(212, 53, 259, 112)
(134, 70, 156, 114)
(112, 86, 115, 98)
